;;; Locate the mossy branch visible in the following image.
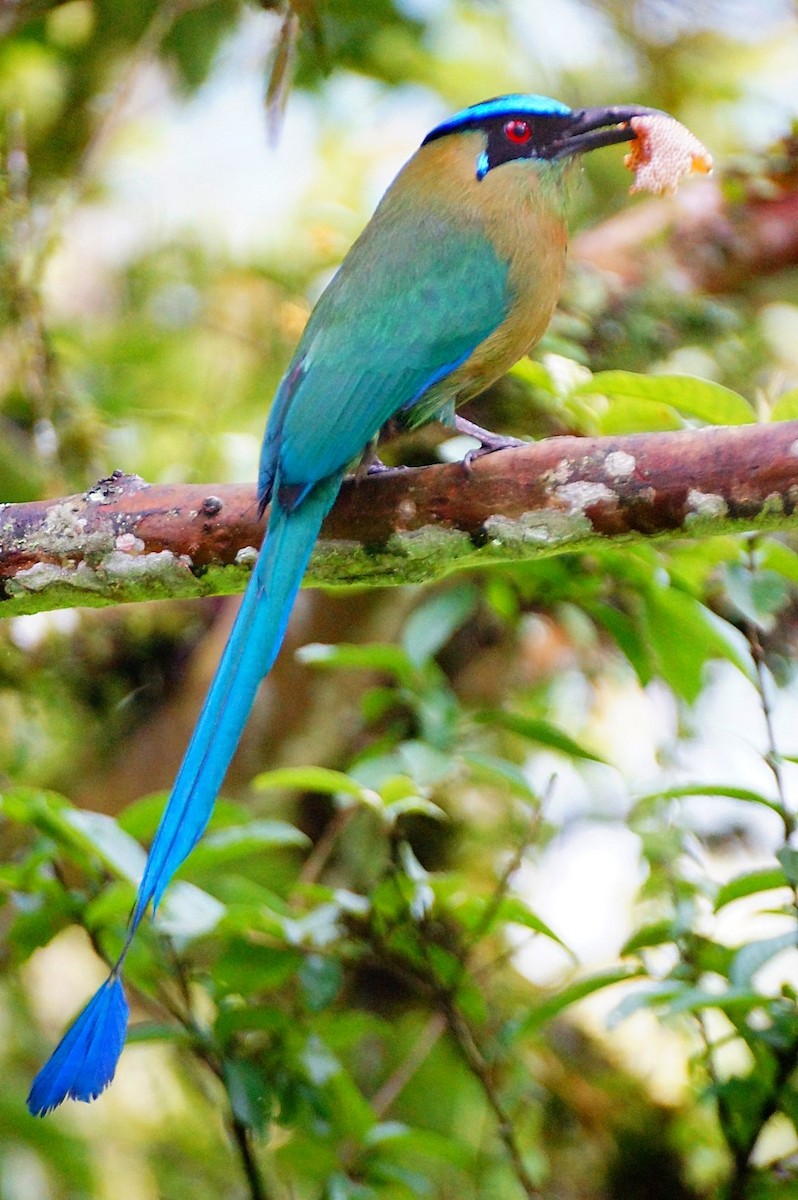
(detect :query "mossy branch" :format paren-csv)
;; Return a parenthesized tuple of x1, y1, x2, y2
(3, 422, 798, 617)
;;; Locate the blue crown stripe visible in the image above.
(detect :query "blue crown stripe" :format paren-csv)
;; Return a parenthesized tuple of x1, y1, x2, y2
(423, 94, 572, 144)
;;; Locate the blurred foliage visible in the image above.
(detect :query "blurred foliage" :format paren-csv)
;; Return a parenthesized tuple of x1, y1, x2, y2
(3, 1, 798, 1198)
(4, 555, 798, 1199)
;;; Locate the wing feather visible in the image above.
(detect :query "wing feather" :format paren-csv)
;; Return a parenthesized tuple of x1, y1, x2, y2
(260, 208, 510, 491)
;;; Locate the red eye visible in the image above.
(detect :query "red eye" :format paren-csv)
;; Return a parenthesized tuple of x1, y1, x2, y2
(504, 119, 532, 144)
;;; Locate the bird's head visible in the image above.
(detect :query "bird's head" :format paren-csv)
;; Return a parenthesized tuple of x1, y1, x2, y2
(423, 94, 662, 182)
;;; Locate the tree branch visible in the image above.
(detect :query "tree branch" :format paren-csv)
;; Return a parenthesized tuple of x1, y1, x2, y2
(574, 174, 798, 293)
(3, 422, 798, 616)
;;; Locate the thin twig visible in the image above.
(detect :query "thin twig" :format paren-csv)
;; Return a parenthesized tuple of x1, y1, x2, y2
(69, 0, 214, 200)
(464, 777, 552, 956)
(369, 1011, 446, 1117)
(438, 992, 541, 1199)
(155, 946, 274, 1200)
(713, 542, 798, 1200)
(298, 804, 358, 885)
(742, 542, 798, 923)
(230, 1115, 271, 1200)
(744, 545, 794, 840)
(381, 851, 542, 1199)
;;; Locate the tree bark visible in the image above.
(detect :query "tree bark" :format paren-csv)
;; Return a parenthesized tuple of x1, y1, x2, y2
(3, 422, 798, 617)
(573, 176, 798, 293)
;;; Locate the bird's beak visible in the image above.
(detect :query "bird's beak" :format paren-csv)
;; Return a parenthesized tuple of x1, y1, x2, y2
(550, 105, 664, 159)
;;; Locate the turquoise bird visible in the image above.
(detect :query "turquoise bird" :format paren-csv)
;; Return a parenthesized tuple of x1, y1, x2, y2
(28, 93, 657, 1114)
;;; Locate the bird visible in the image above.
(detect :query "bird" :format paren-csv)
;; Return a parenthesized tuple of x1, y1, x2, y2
(28, 92, 658, 1115)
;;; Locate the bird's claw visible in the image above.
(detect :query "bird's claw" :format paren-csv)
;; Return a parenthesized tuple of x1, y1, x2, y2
(453, 417, 525, 474)
(364, 459, 410, 478)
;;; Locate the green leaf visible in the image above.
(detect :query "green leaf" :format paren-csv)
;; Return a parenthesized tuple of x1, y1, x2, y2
(715, 868, 791, 911)
(253, 765, 375, 803)
(1, 786, 68, 827)
(183, 819, 309, 872)
(477, 709, 606, 763)
(461, 752, 538, 801)
(223, 1059, 272, 1134)
(327, 1173, 377, 1200)
(591, 602, 653, 685)
(214, 1005, 290, 1043)
(730, 931, 798, 988)
(364, 1123, 475, 1169)
(711, 1076, 773, 1158)
(683, 935, 735, 976)
(759, 539, 798, 585)
(376, 773, 428, 805)
(640, 586, 749, 702)
(282, 902, 345, 948)
(493, 895, 570, 949)
(634, 783, 786, 818)
(401, 583, 479, 668)
(84, 881, 138, 930)
(299, 954, 343, 1012)
(776, 846, 798, 886)
(607, 981, 688, 1026)
(297, 641, 417, 686)
(350, 755, 413, 794)
(519, 968, 640, 1035)
(156, 882, 226, 940)
(127, 1022, 191, 1046)
(769, 386, 798, 421)
(218, 891, 291, 935)
(383, 795, 447, 823)
(621, 920, 677, 955)
(594, 394, 683, 434)
(307, 1042, 376, 1139)
(511, 356, 572, 395)
(364, 1161, 431, 1193)
(580, 371, 755, 425)
(398, 842, 434, 920)
(780, 1083, 798, 1135)
(62, 809, 146, 883)
(115, 791, 170, 839)
(663, 985, 763, 1016)
(6, 890, 81, 964)
(722, 563, 790, 631)
(216, 944, 303, 993)
(395, 740, 455, 786)
(360, 686, 401, 724)
(1, 789, 143, 879)
(424, 943, 462, 990)
(118, 795, 255, 840)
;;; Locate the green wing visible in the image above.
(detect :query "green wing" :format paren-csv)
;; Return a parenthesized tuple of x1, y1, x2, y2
(259, 208, 510, 502)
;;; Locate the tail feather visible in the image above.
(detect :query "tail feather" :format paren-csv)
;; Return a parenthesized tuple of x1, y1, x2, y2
(28, 471, 343, 1115)
(27, 975, 128, 1115)
(131, 472, 343, 927)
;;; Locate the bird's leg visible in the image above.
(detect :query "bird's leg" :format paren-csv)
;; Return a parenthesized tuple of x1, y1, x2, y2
(453, 416, 525, 469)
(355, 428, 409, 480)
(356, 444, 389, 480)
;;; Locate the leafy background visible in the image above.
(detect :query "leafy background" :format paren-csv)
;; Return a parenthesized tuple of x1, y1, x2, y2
(2, 1, 798, 1198)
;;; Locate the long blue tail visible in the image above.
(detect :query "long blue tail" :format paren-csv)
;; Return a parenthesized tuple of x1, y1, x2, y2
(28, 473, 343, 1115)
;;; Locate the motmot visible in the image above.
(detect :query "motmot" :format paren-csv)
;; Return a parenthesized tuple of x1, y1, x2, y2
(28, 93, 661, 1114)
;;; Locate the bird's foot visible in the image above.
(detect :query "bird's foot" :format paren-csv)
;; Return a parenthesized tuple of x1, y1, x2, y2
(354, 453, 410, 482)
(367, 458, 410, 476)
(454, 417, 525, 471)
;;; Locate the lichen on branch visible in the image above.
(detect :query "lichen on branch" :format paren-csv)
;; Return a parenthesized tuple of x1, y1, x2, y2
(3, 422, 798, 617)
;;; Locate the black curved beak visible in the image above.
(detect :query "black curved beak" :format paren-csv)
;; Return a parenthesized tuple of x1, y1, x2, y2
(550, 104, 665, 159)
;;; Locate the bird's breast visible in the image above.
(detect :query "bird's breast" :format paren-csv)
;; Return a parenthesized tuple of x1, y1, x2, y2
(440, 158, 569, 403)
